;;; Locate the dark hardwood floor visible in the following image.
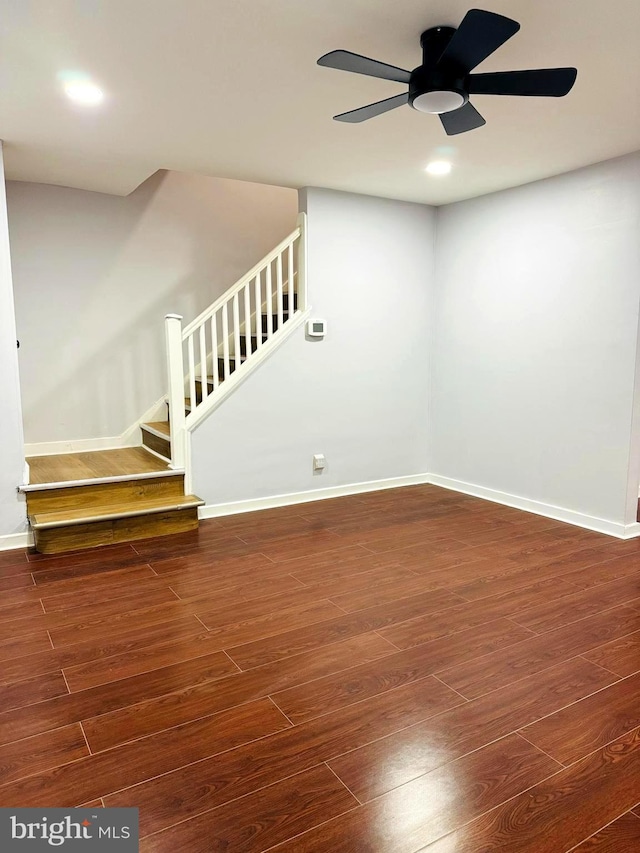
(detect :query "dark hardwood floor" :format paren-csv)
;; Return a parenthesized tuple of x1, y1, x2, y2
(2, 483, 640, 850)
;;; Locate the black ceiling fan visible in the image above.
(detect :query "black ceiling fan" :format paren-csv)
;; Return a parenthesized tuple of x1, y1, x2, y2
(317, 8, 577, 135)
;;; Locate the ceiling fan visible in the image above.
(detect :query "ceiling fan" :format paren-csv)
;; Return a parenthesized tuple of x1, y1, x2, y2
(317, 8, 577, 135)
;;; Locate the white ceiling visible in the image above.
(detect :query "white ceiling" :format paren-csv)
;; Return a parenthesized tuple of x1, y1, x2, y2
(0, 0, 639, 205)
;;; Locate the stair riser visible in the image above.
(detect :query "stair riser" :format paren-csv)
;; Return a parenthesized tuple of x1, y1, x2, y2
(261, 312, 290, 335)
(239, 336, 262, 357)
(26, 475, 185, 515)
(33, 507, 199, 554)
(282, 293, 298, 312)
(142, 430, 172, 460)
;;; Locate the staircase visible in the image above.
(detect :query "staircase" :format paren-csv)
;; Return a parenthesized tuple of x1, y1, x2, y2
(20, 215, 307, 554)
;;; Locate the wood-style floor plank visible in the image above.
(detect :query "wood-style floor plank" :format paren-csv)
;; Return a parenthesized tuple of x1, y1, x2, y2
(560, 553, 640, 588)
(62, 630, 240, 692)
(30, 554, 152, 585)
(0, 698, 290, 806)
(0, 669, 68, 711)
(436, 605, 640, 699)
(47, 604, 205, 648)
(268, 734, 559, 853)
(26, 541, 139, 565)
(82, 632, 395, 752)
(0, 649, 238, 747)
(224, 588, 464, 670)
(34, 566, 157, 597)
(0, 630, 52, 662)
(2, 484, 640, 851)
(302, 563, 421, 599)
(282, 546, 420, 583)
(0, 615, 213, 684)
(416, 726, 640, 853)
(0, 573, 36, 594)
(0, 549, 29, 568)
(148, 550, 271, 577)
(521, 671, 640, 765)
(327, 572, 460, 612)
(509, 572, 640, 633)
(42, 583, 179, 618)
(138, 764, 357, 852)
(0, 599, 45, 622)
(328, 657, 616, 802)
(0, 724, 89, 786)
(377, 577, 577, 650)
(271, 618, 532, 724)
(188, 585, 342, 633)
(571, 813, 640, 852)
(172, 570, 307, 608)
(447, 549, 609, 599)
(251, 530, 361, 562)
(0, 561, 33, 580)
(0, 585, 181, 645)
(202, 598, 344, 645)
(582, 630, 640, 677)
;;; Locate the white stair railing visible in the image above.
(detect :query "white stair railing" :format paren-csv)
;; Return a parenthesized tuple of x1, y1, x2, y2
(164, 212, 307, 469)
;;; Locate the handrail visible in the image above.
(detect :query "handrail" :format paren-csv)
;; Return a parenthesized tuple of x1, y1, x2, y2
(182, 225, 302, 339)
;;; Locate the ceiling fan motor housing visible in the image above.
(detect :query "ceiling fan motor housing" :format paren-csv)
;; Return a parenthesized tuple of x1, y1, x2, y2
(409, 26, 469, 114)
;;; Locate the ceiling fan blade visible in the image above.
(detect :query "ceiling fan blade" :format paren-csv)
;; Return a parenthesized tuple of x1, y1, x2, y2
(440, 102, 486, 136)
(334, 92, 409, 123)
(318, 50, 411, 83)
(469, 68, 578, 97)
(438, 9, 520, 73)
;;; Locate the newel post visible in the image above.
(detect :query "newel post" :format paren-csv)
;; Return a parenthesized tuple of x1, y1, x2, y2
(165, 314, 186, 470)
(296, 212, 308, 311)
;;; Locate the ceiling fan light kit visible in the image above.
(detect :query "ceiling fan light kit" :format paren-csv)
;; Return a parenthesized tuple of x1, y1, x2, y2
(317, 9, 577, 135)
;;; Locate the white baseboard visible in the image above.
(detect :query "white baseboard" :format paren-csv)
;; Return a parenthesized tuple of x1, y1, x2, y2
(24, 397, 168, 457)
(198, 473, 431, 519)
(427, 474, 640, 540)
(0, 530, 33, 552)
(200, 471, 640, 540)
(620, 522, 640, 539)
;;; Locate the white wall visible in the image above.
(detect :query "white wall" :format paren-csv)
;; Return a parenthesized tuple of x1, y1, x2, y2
(431, 152, 640, 529)
(191, 188, 434, 507)
(7, 171, 297, 445)
(0, 143, 27, 540)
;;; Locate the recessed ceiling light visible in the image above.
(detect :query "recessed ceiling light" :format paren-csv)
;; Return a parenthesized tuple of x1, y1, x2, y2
(64, 80, 104, 105)
(425, 160, 452, 176)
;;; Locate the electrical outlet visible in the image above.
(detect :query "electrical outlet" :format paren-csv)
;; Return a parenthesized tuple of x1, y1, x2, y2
(313, 454, 326, 471)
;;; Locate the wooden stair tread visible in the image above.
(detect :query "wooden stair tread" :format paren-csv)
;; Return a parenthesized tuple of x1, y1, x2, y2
(31, 494, 205, 529)
(142, 421, 171, 437)
(26, 447, 170, 485)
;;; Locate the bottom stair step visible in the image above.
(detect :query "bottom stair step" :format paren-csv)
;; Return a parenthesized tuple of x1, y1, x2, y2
(30, 495, 205, 554)
(31, 494, 203, 529)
